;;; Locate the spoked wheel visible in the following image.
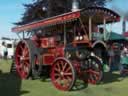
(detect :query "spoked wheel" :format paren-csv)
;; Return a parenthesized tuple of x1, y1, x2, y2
(15, 40, 42, 79)
(85, 56, 103, 84)
(15, 40, 33, 79)
(51, 57, 76, 91)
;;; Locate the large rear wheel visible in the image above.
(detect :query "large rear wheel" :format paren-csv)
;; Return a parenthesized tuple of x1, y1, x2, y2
(15, 40, 42, 79)
(15, 40, 33, 79)
(51, 57, 76, 91)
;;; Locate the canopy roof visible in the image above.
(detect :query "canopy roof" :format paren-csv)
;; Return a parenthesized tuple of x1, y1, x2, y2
(12, 7, 120, 33)
(107, 32, 125, 41)
(81, 7, 120, 24)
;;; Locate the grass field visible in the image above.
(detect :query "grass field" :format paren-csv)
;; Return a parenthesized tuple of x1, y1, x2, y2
(0, 59, 128, 96)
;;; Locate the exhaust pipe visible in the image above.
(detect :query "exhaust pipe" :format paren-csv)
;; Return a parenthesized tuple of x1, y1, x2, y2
(123, 18, 126, 34)
(72, 0, 79, 12)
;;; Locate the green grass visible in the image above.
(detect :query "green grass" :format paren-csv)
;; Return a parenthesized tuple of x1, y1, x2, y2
(0, 59, 128, 96)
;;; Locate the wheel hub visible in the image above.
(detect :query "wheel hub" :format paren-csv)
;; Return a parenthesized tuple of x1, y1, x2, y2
(60, 71, 64, 76)
(20, 56, 25, 60)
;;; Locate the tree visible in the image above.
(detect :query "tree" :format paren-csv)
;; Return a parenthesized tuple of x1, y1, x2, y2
(15, 0, 48, 25)
(15, 0, 112, 25)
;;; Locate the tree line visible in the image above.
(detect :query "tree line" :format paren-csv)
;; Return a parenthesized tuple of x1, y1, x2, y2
(15, 0, 112, 25)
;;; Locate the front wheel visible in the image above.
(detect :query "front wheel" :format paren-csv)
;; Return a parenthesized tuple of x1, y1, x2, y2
(84, 56, 103, 84)
(51, 57, 76, 91)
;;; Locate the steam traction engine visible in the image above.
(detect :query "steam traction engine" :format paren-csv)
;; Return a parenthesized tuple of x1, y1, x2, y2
(12, 7, 120, 91)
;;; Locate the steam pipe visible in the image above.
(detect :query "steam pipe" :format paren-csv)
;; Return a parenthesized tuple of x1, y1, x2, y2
(72, 0, 79, 12)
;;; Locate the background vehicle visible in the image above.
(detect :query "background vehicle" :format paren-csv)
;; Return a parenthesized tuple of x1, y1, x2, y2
(0, 39, 15, 59)
(11, 7, 120, 91)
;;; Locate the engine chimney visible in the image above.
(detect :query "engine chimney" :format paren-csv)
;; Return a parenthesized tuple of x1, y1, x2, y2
(72, 0, 79, 12)
(123, 18, 126, 34)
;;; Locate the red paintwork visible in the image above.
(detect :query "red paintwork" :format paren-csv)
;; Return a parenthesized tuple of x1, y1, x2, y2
(40, 45, 64, 65)
(55, 46, 64, 57)
(40, 38, 49, 48)
(40, 37, 56, 48)
(51, 58, 75, 91)
(15, 41, 31, 79)
(43, 54, 55, 65)
(86, 69, 100, 84)
(12, 11, 80, 32)
(36, 36, 64, 65)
